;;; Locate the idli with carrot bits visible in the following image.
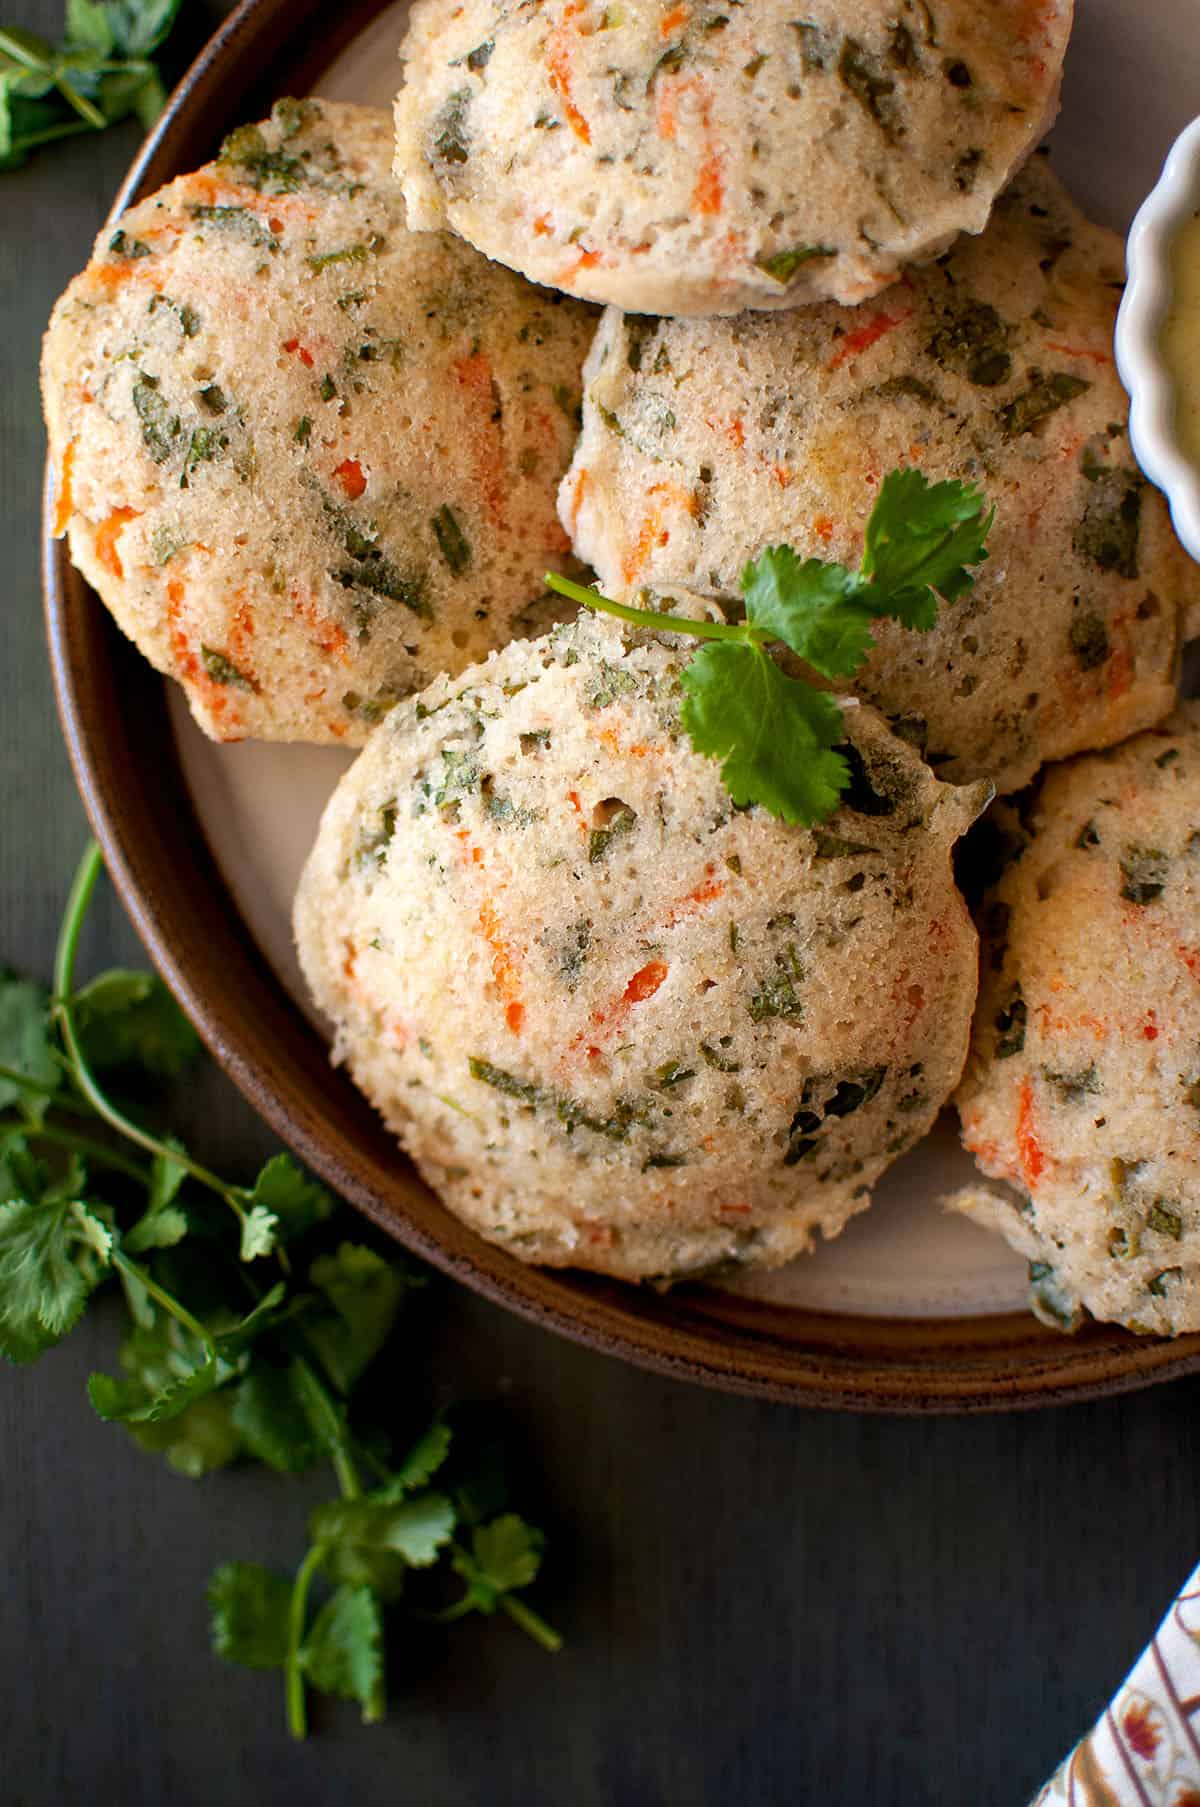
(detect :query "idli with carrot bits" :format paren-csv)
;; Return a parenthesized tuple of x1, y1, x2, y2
(294, 612, 989, 1282)
(562, 159, 1193, 793)
(42, 100, 595, 745)
(953, 705, 1200, 1335)
(392, 0, 1073, 317)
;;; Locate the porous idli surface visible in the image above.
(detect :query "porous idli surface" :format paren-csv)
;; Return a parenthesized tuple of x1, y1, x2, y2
(562, 159, 1193, 792)
(954, 705, 1200, 1334)
(295, 612, 987, 1281)
(42, 100, 595, 743)
(394, 0, 1072, 316)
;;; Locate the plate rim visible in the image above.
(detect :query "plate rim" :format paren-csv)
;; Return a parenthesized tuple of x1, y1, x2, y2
(40, 0, 1200, 1413)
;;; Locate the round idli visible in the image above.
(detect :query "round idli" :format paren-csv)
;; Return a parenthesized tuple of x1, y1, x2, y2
(393, 0, 1072, 316)
(295, 611, 988, 1282)
(561, 158, 1193, 793)
(954, 705, 1200, 1334)
(42, 99, 595, 744)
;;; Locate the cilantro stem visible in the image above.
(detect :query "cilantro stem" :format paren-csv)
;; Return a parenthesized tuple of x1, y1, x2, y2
(111, 1248, 215, 1351)
(291, 1355, 360, 1499)
(499, 1592, 563, 1654)
(0, 28, 107, 128)
(544, 571, 746, 644)
(285, 1543, 324, 1740)
(27, 1123, 150, 1185)
(0, 1062, 68, 1098)
(51, 844, 251, 1231)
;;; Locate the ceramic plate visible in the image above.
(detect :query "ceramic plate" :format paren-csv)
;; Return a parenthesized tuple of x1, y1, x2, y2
(44, 0, 1200, 1409)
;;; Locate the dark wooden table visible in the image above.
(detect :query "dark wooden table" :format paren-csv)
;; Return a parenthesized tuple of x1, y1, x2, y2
(4, 5, 1200, 1801)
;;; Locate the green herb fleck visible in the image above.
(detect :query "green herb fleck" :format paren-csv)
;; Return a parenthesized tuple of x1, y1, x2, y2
(1068, 611, 1110, 671)
(431, 505, 472, 575)
(132, 373, 180, 464)
(998, 372, 1090, 439)
(1119, 847, 1168, 905)
(200, 646, 254, 689)
(993, 986, 1026, 1058)
(755, 245, 835, 285)
(431, 89, 471, 167)
(1073, 470, 1143, 579)
(109, 229, 151, 259)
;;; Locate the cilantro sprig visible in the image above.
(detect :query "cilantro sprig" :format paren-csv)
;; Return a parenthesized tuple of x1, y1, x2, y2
(547, 469, 993, 825)
(0, 844, 561, 1737)
(0, 0, 183, 170)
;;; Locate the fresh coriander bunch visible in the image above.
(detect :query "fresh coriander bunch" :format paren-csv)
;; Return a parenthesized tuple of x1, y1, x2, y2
(0, 845, 560, 1737)
(0, 0, 182, 169)
(548, 469, 993, 825)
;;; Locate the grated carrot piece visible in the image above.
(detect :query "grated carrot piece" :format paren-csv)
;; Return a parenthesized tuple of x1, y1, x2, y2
(333, 457, 366, 499)
(53, 437, 78, 538)
(547, 1, 592, 143)
(1016, 1079, 1046, 1188)
(94, 507, 140, 580)
(827, 309, 912, 371)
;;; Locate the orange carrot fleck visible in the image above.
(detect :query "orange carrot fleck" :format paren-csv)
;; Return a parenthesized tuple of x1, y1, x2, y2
(1016, 1079, 1046, 1188)
(283, 337, 315, 368)
(53, 438, 78, 538)
(564, 466, 589, 533)
(1142, 1010, 1159, 1042)
(453, 351, 508, 529)
(659, 3, 689, 36)
(692, 140, 723, 216)
(1044, 342, 1113, 366)
(334, 458, 366, 499)
(547, 1, 592, 143)
(622, 507, 669, 585)
(624, 960, 668, 1004)
(813, 514, 834, 544)
(827, 309, 912, 371)
(533, 214, 553, 236)
(478, 898, 525, 1034)
(559, 247, 602, 285)
(94, 507, 140, 580)
(659, 868, 725, 928)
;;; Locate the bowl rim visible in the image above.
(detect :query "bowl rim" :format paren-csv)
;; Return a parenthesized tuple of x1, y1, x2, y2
(1116, 113, 1200, 563)
(40, 0, 1200, 1414)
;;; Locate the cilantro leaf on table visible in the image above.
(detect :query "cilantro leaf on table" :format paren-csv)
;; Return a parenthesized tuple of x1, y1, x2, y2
(0, 1187, 110, 1361)
(0, 971, 60, 1123)
(230, 1362, 320, 1474)
(0, 0, 183, 170)
(546, 467, 992, 826)
(209, 1563, 294, 1670)
(73, 968, 199, 1077)
(300, 1587, 385, 1724)
(0, 844, 564, 1738)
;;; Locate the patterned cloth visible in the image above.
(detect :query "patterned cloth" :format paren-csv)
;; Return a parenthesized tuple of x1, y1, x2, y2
(1033, 1568, 1200, 1804)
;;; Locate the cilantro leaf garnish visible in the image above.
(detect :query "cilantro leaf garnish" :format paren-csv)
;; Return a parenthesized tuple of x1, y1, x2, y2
(679, 641, 849, 825)
(0, 844, 563, 1738)
(547, 468, 992, 825)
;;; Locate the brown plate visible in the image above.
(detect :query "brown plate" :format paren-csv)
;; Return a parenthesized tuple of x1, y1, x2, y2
(42, 0, 1200, 1411)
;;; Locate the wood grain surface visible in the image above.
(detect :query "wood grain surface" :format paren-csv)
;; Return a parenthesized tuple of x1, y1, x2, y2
(4, 4, 1200, 1800)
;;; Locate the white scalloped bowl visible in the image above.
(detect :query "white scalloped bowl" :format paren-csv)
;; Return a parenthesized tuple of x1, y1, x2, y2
(1116, 115, 1200, 563)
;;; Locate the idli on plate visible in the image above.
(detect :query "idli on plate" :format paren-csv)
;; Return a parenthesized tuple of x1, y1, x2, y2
(295, 612, 989, 1282)
(954, 705, 1200, 1334)
(393, 0, 1073, 316)
(43, 99, 595, 743)
(562, 159, 1195, 792)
